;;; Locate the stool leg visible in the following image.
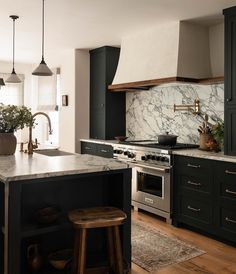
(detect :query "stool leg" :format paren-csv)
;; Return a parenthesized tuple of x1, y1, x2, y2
(107, 227, 115, 270)
(113, 226, 124, 274)
(72, 231, 80, 274)
(76, 228, 87, 274)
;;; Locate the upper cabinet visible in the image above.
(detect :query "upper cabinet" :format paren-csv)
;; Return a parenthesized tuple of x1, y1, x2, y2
(224, 6, 236, 156)
(89, 46, 126, 140)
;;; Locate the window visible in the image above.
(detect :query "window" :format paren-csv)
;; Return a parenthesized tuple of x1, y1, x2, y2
(0, 73, 24, 105)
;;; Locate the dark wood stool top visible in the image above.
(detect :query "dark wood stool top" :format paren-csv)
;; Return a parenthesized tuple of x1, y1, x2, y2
(68, 206, 127, 229)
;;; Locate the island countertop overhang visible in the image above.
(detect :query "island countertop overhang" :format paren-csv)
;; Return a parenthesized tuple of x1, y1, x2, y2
(0, 152, 129, 183)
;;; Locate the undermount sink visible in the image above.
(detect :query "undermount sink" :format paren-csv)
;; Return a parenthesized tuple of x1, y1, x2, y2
(34, 149, 74, 157)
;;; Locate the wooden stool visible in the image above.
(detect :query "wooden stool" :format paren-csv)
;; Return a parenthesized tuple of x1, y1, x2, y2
(68, 206, 127, 274)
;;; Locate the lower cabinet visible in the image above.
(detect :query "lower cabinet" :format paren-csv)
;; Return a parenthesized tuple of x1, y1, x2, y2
(173, 155, 236, 244)
(81, 141, 113, 158)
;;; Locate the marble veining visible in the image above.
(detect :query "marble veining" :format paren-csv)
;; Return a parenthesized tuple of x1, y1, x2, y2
(126, 83, 224, 144)
(0, 152, 129, 183)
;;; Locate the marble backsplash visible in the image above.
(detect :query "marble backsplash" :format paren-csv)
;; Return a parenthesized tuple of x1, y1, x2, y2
(126, 83, 224, 144)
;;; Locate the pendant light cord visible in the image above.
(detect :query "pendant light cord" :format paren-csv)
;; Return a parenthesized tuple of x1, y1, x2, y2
(42, 0, 45, 61)
(12, 17, 15, 72)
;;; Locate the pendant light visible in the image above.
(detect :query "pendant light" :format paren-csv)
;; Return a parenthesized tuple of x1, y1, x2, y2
(32, 0, 53, 76)
(6, 15, 21, 83)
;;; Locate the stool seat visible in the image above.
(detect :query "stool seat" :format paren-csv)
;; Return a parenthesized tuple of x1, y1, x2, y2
(68, 206, 127, 274)
(68, 206, 127, 229)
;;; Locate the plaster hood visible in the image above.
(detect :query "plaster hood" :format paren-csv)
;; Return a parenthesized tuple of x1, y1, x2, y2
(109, 21, 224, 91)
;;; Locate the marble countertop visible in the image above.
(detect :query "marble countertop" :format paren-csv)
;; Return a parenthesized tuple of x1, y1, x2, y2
(80, 138, 119, 145)
(173, 149, 236, 163)
(81, 138, 236, 164)
(0, 151, 129, 183)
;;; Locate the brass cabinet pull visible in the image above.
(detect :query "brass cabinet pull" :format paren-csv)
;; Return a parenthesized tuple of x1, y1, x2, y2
(85, 147, 92, 150)
(225, 217, 236, 224)
(187, 205, 201, 212)
(225, 189, 236, 195)
(187, 181, 201, 186)
(225, 170, 236, 175)
(101, 149, 108, 153)
(187, 164, 201, 168)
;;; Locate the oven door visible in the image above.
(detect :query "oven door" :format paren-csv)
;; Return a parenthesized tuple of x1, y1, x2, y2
(132, 164, 171, 213)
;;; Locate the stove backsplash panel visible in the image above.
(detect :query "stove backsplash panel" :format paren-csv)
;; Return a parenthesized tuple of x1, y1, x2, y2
(126, 83, 224, 144)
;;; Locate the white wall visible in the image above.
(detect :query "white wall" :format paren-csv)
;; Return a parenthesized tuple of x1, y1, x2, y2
(75, 49, 90, 153)
(209, 23, 224, 77)
(57, 49, 76, 152)
(177, 22, 212, 78)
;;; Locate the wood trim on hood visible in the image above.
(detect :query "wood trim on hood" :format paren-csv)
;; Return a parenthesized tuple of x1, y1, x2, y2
(108, 76, 224, 92)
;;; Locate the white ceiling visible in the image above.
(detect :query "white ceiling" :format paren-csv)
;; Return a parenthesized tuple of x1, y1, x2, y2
(0, 0, 236, 65)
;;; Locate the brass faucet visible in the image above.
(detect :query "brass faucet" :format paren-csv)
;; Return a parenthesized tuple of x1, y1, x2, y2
(28, 112, 53, 155)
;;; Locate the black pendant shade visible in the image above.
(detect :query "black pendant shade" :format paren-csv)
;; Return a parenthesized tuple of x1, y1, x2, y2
(32, 0, 53, 76)
(6, 15, 22, 84)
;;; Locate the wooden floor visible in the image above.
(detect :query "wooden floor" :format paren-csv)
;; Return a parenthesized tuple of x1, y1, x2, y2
(131, 210, 236, 274)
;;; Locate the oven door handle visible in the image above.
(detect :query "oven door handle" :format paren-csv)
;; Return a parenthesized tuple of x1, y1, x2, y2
(134, 163, 170, 173)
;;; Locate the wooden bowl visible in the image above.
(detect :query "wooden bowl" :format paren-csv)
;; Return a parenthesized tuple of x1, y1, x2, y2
(35, 206, 61, 224)
(48, 249, 73, 270)
(114, 136, 128, 142)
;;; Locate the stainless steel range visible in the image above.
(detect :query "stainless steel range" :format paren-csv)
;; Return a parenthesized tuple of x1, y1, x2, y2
(113, 140, 198, 224)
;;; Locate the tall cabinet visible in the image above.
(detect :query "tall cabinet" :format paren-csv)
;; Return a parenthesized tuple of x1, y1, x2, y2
(90, 46, 126, 140)
(224, 6, 236, 155)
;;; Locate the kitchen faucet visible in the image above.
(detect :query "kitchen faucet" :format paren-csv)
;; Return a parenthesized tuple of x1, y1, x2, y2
(28, 112, 53, 155)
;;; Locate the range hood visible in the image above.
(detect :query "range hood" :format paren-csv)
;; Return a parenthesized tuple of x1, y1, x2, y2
(109, 21, 224, 91)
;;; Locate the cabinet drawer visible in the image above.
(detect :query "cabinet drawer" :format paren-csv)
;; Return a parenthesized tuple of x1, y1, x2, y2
(180, 195, 212, 225)
(81, 142, 96, 155)
(175, 156, 211, 179)
(221, 207, 236, 232)
(180, 174, 210, 193)
(96, 144, 113, 158)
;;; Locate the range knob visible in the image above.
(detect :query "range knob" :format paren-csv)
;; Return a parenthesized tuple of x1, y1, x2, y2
(146, 155, 152, 160)
(141, 155, 147, 161)
(155, 156, 161, 161)
(118, 150, 123, 154)
(151, 155, 156, 160)
(161, 156, 169, 162)
(128, 153, 135, 158)
(124, 151, 128, 155)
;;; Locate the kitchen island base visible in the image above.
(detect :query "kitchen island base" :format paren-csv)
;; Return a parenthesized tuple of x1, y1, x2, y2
(1, 169, 131, 274)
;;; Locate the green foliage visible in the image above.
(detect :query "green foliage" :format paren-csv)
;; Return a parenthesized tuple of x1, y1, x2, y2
(212, 119, 224, 145)
(0, 104, 33, 133)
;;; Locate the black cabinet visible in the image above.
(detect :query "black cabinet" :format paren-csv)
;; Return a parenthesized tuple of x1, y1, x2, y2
(90, 46, 126, 140)
(81, 141, 113, 158)
(173, 155, 236, 244)
(224, 7, 236, 155)
(173, 156, 214, 232)
(3, 170, 132, 274)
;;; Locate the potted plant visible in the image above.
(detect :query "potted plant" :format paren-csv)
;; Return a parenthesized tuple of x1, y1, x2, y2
(0, 104, 32, 155)
(212, 119, 224, 151)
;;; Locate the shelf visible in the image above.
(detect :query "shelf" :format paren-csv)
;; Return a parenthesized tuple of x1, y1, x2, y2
(108, 76, 224, 92)
(21, 221, 71, 238)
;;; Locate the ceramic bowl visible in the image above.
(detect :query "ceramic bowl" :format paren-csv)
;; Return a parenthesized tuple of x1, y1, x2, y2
(48, 249, 73, 270)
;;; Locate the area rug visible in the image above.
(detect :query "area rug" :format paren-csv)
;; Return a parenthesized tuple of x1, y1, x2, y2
(132, 219, 205, 272)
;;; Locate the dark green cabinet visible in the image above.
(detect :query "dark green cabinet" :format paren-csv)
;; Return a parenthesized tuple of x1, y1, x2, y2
(90, 46, 126, 140)
(81, 141, 113, 158)
(173, 155, 236, 244)
(224, 6, 236, 155)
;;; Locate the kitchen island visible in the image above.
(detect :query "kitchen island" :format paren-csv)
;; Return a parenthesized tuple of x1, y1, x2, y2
(0, 152, 131, 274)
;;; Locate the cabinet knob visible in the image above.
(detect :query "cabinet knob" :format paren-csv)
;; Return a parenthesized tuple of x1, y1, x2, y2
(226, 98, 232, 102)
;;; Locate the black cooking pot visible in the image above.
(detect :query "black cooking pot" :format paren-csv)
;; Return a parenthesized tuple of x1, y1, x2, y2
(158, 132, 178, 146)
